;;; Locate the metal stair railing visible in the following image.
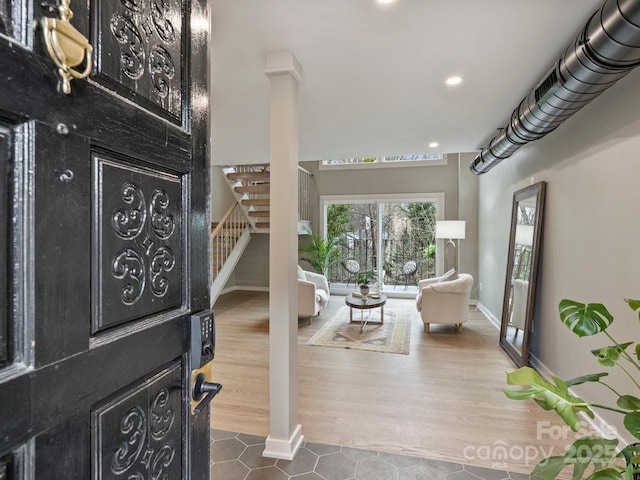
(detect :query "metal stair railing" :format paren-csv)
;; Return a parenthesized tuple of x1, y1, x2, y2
(298, 165, 314, 225)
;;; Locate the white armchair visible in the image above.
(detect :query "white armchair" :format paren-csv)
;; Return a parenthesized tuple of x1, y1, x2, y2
(509, 279, 529, 336)
(415, 272, 474, 333)
(298, 266, 330, 325)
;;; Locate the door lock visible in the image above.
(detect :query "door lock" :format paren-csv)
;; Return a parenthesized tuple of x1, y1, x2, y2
(190, 310, 221, 414)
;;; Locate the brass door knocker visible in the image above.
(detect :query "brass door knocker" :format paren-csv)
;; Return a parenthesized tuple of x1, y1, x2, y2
(40, 0, 93, 94)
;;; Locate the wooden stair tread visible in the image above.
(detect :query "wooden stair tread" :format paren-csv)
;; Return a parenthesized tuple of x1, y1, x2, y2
(235, 185, 270, 194)
(241, 198, 270, 206)
(248, 211, 270, 217)
(227, 171, 270, 181)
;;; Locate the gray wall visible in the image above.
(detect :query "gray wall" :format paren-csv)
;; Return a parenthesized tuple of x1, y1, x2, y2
(458, 153, 479, 286)
(477, 67, 640, 441)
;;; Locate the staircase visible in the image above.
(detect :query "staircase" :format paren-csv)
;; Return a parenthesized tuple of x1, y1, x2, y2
(211, 164, 314, 305)
(223, 165, 271, 231)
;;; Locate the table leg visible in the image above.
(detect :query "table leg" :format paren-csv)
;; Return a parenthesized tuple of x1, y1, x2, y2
(350, 307, 353, 323)
(381, 305, 384, 324)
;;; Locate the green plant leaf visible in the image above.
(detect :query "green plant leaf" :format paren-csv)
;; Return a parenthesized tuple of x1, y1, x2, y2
(531, 456, 567, 480)
(298, 225, 345, 275)
(624, 412, 640, 440)
(625, 298, 640, 321)
(625, 463, 640, 480)
(591, 343, 634, 367)
(566, 373, 609, 387)
(570, 437, 619, 479)
(505, 367, 593, 431)
(620, 443, 640, 474)
(565, 437, 619, 466)
(585, 468, 624, 480)
(559, 300, 614, 337)
(618, 395, 640, 411)
(572, 459, 590, 480)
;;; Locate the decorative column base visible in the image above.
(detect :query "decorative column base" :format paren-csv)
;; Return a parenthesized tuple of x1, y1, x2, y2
(263, 424, 304, 460)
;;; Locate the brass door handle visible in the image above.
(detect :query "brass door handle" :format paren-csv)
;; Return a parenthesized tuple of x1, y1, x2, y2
(40, 0, 93, 94)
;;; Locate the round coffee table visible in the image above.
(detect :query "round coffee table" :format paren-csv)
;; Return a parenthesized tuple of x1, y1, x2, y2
(345, 293, 387, 333)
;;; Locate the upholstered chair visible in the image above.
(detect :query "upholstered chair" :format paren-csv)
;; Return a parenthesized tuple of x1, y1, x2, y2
(415, 271, 474, 333)
(298, 266, 330, 325)
(509, 279, 529, 336)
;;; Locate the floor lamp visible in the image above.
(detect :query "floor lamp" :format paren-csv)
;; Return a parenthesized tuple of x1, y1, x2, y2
(435, 220, 466, 273)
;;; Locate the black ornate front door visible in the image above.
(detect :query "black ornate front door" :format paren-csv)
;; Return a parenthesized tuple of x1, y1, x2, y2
(0, 0, 210, 478)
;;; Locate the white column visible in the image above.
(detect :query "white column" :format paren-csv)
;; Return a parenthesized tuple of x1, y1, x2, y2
(263, 52, 304, 460)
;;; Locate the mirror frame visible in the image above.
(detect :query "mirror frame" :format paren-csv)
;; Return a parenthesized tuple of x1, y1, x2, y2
(499, 181, 546, 367)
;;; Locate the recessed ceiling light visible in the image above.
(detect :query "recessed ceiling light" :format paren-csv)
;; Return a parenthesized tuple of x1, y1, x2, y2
(377, 0, 396, 4)
(429, 142, 439, 148)
(445, 76, 463, 86)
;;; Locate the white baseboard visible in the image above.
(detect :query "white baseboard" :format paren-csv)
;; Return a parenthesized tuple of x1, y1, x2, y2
(220, 285, 270, 295)
(476, 302, 501, 330)
(263, 424, 304, 460)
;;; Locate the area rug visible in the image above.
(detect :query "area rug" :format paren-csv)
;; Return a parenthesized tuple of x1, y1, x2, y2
(306, 306, 411, 355)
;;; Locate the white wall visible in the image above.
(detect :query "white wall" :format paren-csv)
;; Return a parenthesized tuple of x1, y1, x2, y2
(210, 166, 236, 222)
(477, 67, 640, 441)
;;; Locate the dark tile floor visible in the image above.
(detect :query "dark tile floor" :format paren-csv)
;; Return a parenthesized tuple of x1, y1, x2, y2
(211, 430, 530, 480)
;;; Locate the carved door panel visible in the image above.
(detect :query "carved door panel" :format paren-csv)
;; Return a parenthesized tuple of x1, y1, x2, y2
(0, 0, 210, 478)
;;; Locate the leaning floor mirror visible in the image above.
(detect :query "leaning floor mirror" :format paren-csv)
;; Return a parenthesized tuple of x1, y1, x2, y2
(500, 181, 546, 367)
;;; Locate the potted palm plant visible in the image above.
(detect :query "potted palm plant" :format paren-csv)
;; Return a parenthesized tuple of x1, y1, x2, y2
(298, 225, 344, 277)
(505, 298, 640, 480)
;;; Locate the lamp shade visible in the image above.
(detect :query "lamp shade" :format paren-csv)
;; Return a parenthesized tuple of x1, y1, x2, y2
(515, 224, 534, 247)
(435, 220, 466, 240)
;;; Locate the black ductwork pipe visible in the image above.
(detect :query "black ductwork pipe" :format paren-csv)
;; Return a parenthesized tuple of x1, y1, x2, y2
(470, 0, 640, 175)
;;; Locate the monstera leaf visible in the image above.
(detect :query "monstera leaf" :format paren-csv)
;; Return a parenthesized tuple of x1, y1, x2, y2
(626, 298, 640, 321)
(566, 372, 609, 387)
(505, 367, 593, 431)
(592, 343, 634, 367)
(617, 395, 640, 411)
(624, 412, 640, 441)
(507, 298, 640, 480)
(559, 300, 614, 337)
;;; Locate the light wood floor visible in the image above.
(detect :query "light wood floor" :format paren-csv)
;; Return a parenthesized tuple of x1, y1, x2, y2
(210, 290, 576, 476)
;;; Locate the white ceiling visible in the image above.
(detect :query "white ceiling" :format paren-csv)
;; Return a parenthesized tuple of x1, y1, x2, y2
(210, 0, 603, 166)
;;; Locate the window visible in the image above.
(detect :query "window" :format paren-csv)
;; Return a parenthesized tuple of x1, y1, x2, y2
(320, 154, 447, 170)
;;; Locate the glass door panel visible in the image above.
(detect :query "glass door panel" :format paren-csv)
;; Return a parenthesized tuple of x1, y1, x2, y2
(326, 200, 437, 294)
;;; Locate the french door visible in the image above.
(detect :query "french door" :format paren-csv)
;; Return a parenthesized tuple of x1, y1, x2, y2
(323, 195, 444, 291)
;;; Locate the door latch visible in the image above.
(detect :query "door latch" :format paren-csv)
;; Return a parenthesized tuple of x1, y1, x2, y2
(192, 373, 222, 415)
